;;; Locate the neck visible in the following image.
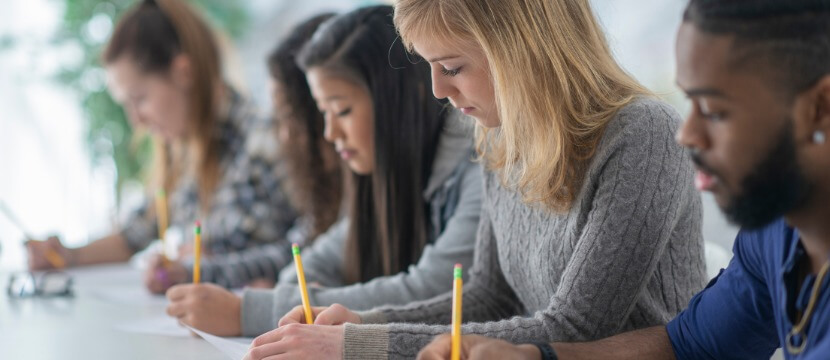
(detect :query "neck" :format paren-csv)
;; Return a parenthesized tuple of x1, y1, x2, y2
(786, 187, 830, 273)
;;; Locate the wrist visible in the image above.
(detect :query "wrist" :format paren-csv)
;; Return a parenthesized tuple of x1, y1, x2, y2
(517, 344, 542, 360)
(66, 247, 79, 267)
(529, 342, 558, 360)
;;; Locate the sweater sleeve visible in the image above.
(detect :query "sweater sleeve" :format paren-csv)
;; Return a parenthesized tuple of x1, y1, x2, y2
(240, 219, 349, 336)
(343, 174, 525, 359)
(120, 197, 159, 253)
(181, 238, 294, 288)
(343, 102, 697, 359)
(260, 162, 482, 330)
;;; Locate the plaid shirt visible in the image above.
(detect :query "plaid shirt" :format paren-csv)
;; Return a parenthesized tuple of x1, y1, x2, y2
(121, 89, 299, 287)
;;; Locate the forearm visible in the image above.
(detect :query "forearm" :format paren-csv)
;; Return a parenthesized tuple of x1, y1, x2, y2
(552, 326, 675, 360)
(69, 233, 132, 266)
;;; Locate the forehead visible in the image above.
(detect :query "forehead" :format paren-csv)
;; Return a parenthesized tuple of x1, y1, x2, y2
(411, 34, 480, 62)
(675, 23, 735, 89)
(106, 58, 145, 101)
(306, 68, 364, 100)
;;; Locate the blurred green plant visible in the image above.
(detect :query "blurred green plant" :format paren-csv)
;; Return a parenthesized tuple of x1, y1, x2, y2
(52, 0, 249, 203)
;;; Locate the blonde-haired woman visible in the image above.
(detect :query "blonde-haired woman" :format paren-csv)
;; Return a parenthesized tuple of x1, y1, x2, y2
(244, 1, 706, 359)
(26, 0, 300, 292)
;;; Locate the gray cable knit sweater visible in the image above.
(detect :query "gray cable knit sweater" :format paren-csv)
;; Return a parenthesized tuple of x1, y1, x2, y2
(342, 98, 707, 359)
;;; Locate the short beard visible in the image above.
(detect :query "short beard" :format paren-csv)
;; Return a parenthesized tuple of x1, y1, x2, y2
(723, 122, 812, 229)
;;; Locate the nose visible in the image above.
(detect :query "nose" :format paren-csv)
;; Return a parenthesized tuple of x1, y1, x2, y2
(676, 110, 710, 152)
(323, 113, 342, 143)
(125, 103, 145, 128)
(431, 65, 457, 100)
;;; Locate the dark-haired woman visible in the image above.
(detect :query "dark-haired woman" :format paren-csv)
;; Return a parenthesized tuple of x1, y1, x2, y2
(25, 0, 300, 292)
(164, 6, 482, 338)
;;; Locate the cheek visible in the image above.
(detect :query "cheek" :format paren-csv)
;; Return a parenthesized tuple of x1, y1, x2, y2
(708, 125, 752, 190)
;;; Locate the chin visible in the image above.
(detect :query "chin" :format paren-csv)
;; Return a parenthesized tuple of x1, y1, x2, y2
(348, 161, 372, 176)
(473, 115, 501, 128)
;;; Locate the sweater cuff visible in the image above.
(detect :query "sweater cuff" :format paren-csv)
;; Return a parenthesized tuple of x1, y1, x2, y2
(343, 323, 388, 360)
(271, 283, 303, 322)
(241, 288, 277, 337)
(356, 309, 388, 324)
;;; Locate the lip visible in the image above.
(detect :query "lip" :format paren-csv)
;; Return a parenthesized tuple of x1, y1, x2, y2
(338, 149, 356, 160)
(694, 169, 718, 192)
(458, 107, 475, 115)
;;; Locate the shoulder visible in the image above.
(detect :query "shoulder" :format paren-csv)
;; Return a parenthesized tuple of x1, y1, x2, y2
(732, 218, 794, 278)
(603, 97, 683, 145)
(224, 91, 279, 164)
(589, 97, 688, 171)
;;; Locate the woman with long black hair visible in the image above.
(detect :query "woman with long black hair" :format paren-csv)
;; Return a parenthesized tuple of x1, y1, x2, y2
(165, 6, 482, 338)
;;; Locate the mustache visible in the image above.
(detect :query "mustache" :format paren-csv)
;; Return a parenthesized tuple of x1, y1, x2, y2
(689, 150, 717, 176)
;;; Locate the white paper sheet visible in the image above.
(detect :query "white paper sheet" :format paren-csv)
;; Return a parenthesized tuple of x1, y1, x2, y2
(115, 316, 190, 337)
(186, 325, 253, 360)
(91, 286, 170, 307)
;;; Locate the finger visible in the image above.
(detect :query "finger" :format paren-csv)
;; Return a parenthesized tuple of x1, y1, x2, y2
(278, 306, 307, 327)
(251, 327, 287, 348)
(166, 301, 187, 318)
(417, 334, 453, 360)
(313, 304, 348, 325)
(247, 340, 289, 360)
(166, 283, 192, 301)
(46, 235, 63, 248)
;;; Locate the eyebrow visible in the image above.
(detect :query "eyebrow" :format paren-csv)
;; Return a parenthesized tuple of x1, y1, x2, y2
(685, 88, 730, 99)
(676, 82, 730, 99)
(427, 55, 461, 63)
(324, 95, 347, 102)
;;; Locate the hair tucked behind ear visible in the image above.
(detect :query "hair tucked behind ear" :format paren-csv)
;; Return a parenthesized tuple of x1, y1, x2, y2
(395, 0, 649, 212)
(298, 5, 446, 284)
(104, 0, 223, 212)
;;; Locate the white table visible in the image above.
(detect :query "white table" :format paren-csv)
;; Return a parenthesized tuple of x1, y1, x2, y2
(1, 264, 230, 360)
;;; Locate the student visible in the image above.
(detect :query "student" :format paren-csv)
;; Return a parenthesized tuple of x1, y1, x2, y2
(164, 6, 482, 337)
(416, 0, 830, 359)
(25, 0, 299, 292)
(244, 0, 706, 359)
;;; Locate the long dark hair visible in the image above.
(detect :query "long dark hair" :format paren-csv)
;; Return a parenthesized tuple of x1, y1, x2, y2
(297, 5, 446, 284)
(267, 13, 344, 241)
(103, 0, 222, 211)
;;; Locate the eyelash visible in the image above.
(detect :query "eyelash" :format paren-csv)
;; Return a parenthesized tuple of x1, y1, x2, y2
(441, 67, 461, 77)
(320, 108, 352, 118)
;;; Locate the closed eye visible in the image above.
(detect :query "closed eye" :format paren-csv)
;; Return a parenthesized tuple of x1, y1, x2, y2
(441, 67, 461, 77)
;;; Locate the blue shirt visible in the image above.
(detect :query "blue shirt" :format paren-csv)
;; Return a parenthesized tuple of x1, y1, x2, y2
(667, 218, 830, 359)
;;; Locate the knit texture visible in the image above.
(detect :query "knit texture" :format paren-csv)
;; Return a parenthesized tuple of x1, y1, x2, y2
(345, 98, 707, 359)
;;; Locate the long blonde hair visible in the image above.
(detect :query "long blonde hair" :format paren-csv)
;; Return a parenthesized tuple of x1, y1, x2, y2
(395, 0, 650, 211)
(105, 0, 222, 212)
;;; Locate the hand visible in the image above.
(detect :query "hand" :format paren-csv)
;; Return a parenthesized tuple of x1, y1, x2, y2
(245, 278, 275, 289)
(278, 303, 362, 326)
(417, 334, 542, 360)
(144, 254, 188, 294)
(26, 236, 71, 270)
(244, 324, 344, 360)
(166, 283, 242, 336)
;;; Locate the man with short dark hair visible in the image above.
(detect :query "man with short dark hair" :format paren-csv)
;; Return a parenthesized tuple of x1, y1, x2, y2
(417, 1, 830, 359)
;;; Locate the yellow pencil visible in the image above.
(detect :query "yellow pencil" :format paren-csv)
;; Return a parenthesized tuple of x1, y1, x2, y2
(292, 243, 314, 324)
(451, 264, 463, 360)
(193, 221, 201, 284)
(1, 201, 65, 268)
(44, 249, 66, 269)
(155, 190, 168, 262)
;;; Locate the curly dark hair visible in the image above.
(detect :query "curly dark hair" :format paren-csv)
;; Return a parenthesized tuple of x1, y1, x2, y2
(267, 13, 344, 241)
